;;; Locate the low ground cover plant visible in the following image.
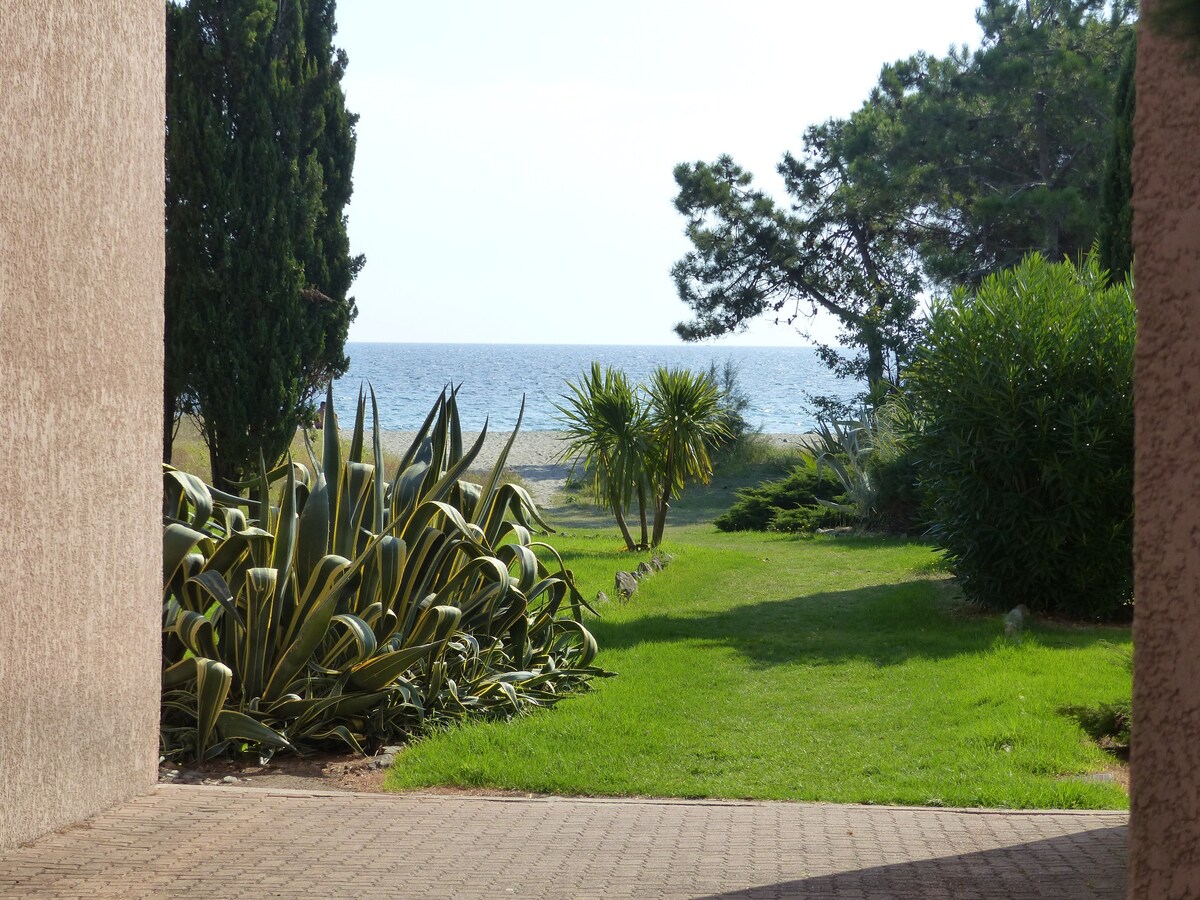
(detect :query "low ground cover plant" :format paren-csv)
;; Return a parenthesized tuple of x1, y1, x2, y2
(907, 253, 1134, 620)
(161, 386, 606, 762)
(713, 456, 844, 533)
(714, 399, 924, 535)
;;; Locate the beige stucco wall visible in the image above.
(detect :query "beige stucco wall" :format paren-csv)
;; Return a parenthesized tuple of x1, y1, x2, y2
(0, 3, 164, 850)
(1129, 7, 1200, 898)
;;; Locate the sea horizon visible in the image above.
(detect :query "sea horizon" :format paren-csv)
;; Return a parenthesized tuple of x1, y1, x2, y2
(345, 339, 819, 349)
(333, 341, 862, 434)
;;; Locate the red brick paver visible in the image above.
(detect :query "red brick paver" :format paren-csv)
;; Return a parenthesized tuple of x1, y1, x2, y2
(0, 785, 1126, 899)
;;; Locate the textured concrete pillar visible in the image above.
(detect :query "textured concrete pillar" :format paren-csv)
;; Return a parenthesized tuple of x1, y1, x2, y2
(1129, 8, 1200, 899)
(0, 4, 164, 850)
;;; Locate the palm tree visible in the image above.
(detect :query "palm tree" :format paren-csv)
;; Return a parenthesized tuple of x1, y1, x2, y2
(646, 367, 731, 547)
(556, 363, 652, 550)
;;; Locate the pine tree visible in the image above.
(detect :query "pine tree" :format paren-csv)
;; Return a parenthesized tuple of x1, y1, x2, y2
(873, 0, 1135, 286)
(164, 0, 361, 489)
(670, 0, 1134, 396)
(671, 125, 922, 404)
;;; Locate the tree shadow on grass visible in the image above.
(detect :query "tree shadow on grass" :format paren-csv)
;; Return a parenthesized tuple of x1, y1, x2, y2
(696, 824, 1127, 899)
(590, 579, 1130, 670)
(542, 502, 617, 531)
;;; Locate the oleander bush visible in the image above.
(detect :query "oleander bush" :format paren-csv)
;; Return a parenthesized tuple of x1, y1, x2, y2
(907, 253, 1134, 620)
(161, 385, 608, 762)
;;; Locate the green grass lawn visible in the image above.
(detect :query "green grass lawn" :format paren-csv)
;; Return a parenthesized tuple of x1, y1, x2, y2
(387, 515, 1131, 809)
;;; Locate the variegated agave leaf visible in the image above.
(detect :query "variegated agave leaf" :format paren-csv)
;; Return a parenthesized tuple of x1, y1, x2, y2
(160, 384, 609, 762)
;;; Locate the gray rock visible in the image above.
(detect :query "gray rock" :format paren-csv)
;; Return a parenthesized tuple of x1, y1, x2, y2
(222, 775, 239, 784)
(636, 561, 654, 578)
(615, 571, 639, 599)
(1004, 604, 1031, 637)
(595, 591, 609, 604)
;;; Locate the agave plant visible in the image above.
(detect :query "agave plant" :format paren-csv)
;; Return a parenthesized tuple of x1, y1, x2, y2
(161, 384, 607, 762)
(812, 413, 876, 525)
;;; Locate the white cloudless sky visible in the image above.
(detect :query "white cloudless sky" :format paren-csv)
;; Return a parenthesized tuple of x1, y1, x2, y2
(336, 1, 985, 347)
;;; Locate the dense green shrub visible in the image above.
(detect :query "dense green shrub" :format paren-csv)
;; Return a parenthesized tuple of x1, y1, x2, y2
(1062, 700, 1132, 757)
(908, 254, 1134, 620)
(714, 457, 844, 533)
(868, 451, 924, 532)
(162, 385, 606, 762)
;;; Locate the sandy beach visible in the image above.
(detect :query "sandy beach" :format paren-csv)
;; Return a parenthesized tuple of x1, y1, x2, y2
(373, 430, 811, 506)
(374, 429, 576, 506)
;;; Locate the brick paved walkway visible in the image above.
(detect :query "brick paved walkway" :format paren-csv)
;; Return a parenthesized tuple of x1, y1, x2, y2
(0, 785, 1126, 899)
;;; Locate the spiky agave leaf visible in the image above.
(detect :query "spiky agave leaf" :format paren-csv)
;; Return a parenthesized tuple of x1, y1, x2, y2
(159, 384, 608, 762)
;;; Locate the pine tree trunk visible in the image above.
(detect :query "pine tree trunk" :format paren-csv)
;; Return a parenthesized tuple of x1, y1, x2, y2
(1033, 89, 1060, 261)
(864, 329, 887, 406)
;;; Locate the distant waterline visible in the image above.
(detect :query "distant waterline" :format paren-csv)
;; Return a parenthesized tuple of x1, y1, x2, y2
(332, 342, 863, 434)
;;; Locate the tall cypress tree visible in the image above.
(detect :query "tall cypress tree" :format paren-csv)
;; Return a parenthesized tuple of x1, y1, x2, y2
(1098, 37, 1136, 282)
(164, 0, 361, 488)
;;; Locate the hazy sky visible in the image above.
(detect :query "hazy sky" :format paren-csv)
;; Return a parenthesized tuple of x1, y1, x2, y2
(336, 1, 984, 347)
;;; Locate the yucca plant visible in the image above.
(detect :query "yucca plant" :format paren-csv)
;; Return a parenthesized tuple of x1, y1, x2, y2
(557, 365, 731, 549)
(555, 363, 652, 551)
(646, 367, 731, 547)
(161, 384, 607, 762)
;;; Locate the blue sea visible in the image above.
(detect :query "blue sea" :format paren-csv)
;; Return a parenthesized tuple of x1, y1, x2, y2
(331, 343, 863, 434)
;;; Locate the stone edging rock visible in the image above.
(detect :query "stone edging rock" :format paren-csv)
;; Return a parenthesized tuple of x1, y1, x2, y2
(603, 553, 674, 601)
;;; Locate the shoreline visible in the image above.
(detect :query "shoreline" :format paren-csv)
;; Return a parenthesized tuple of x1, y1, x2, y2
(365, 430, 815, 506)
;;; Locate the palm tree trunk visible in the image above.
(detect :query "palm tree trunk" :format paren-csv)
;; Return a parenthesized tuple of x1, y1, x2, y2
(651, 484, 672, 548)
(651, 445, 676, 548)
(609, 488, 637, 551)
(637, 483, 649, 549)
